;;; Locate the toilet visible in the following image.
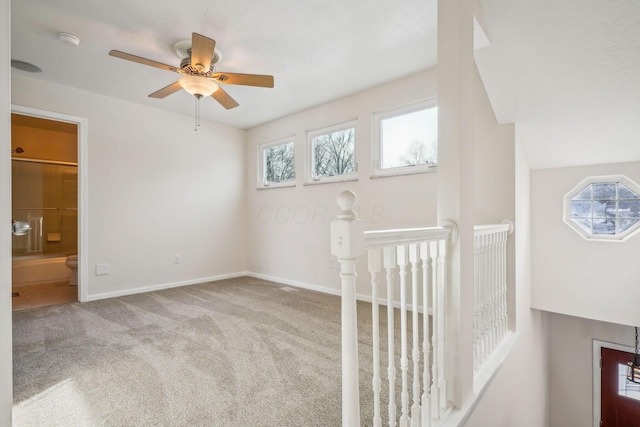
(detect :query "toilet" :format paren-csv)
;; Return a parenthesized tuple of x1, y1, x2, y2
(65, 255, 78, 286)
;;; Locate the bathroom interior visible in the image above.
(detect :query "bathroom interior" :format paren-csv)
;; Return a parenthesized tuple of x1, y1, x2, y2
(11, 113, 78, 310)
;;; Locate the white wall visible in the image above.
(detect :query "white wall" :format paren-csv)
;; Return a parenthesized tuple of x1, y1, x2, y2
(471, 62, 516, 327)
(531, 161, 640, 327)
(465, 137, 549, 426)
(1, 0, 13, 423)
(246, 69, 439, 297)
(12, 74, 248, 300)
(546, 311, 633, 427)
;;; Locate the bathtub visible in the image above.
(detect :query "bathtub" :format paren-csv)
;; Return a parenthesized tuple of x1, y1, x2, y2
(12, 256, 72, 286)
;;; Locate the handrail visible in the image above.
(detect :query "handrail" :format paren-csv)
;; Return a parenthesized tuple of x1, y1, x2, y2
(12, 207, 59, 211)
(474, 220, 513, 236)
(364, 226, 451, 248)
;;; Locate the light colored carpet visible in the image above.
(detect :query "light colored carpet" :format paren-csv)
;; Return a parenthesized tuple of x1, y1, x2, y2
(13, 276, 396, 426)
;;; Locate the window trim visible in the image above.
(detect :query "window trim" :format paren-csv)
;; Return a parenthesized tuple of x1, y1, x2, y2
(562, 174, 640, 242)
(371, 98, 438, 178)
(257, 136, 296, 190)
(305, 120, 358, 185)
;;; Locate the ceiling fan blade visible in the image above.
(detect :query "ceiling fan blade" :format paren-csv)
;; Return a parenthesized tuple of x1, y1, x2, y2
(109, 50, 179, 73)
(191, 33, 216, 71)
(149, 82, 183, 99)
(211, 87, 239, 110)
(212, 72, 274, 88)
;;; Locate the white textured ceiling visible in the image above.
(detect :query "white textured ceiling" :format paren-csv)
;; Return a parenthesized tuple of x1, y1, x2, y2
(11, 0, 437, 129)
(13, 0, 639, 169)
(475, 0, 640, 169)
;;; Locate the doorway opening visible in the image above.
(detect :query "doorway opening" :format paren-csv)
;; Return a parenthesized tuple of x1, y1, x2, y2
(10, 106, 88, 308)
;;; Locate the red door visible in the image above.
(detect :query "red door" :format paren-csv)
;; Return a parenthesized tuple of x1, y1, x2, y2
(602, 347, 640, 426)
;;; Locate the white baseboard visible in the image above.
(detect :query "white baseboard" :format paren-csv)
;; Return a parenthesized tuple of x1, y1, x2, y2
(84, 271, 428, 315)
(246, 271, 342, 297)
(84, 271, 248, 302)
(246, 271, 428, 314)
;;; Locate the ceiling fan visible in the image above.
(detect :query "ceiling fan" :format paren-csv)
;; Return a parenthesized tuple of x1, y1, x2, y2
(109, 32, 274, 129)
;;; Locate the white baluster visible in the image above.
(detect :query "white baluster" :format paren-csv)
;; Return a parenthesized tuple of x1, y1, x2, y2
(384, 246, 398, 427)
(420, 241, 432, 427)
(500, 230, 508, 339)
(481, 234, 489, 363)
(397, 245, 410, 427)
(369, 248, 383, 427)
(436, 239, 447, 414)
(429, 240, 440, 419)
(409, 244, 421, 427)
(493, 232, 500, 349)
(489, 232, 497, 355)
(473, 234, 480, 371)
(330, 190, 364, 427)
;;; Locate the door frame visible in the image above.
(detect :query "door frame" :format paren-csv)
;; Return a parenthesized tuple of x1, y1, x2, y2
(593, 339, 635, 427)
(11, 105, 89, 302)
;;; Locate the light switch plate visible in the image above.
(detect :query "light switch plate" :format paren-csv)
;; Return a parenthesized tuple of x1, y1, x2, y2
(95, 263, 110, 275)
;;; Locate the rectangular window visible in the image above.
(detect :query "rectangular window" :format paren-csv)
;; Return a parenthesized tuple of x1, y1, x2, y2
(307, 121, 357, 184)
(259, 138, 295, 188)
(373, 100, 437, 177)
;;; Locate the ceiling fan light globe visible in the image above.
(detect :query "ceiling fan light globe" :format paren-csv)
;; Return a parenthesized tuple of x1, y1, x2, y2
(178, 75, 218, 97)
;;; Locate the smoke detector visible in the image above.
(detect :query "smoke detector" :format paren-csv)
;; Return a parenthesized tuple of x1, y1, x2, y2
(59, 32, 80, 47)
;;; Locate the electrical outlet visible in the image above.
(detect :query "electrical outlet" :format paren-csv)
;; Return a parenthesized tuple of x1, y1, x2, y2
(329, 257, 340, 270)
(174, 255, 181, 264)
(95, 263, 110, 276)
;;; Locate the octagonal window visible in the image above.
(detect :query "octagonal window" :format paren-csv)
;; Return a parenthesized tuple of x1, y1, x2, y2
(563, 175, 640, 241)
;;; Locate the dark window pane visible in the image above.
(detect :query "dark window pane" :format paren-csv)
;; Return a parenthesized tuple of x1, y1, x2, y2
(381, 107, 437, 169)
(618, 200, 640, 218)
(619, 218, 640, 233)
(573, 185, 592, 201)
(572, 218, 592, 234)
(264, 142, 295, 183)
(593, 200, 617, 218)
(593, 218, 616, 235)
(570, 201, 592, 218)
(312, 128, 356, 178)
(593, 183, 616, 200)
(619, 183, 640, 200)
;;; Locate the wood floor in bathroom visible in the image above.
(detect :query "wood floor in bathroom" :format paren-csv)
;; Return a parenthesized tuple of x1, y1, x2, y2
(12, 281, 77, 311)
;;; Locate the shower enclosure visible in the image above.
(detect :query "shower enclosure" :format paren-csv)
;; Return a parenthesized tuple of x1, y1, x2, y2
(12, 158, 78, 285)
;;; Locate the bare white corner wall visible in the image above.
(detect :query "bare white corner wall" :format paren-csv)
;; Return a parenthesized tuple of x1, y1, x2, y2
(531, 161, 640, 327)
(246, 69, 438, 297)
(11, 74, 248, 300)
(1, 0, 12, 423)
(465, 135, 550, 427)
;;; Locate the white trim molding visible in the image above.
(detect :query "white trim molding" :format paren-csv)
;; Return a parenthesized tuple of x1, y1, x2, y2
(85, 271, 248, 301)
(592, 339, 635, 427)
(10, 105, 90, 302)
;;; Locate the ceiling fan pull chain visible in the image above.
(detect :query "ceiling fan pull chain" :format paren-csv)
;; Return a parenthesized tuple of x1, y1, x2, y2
(194, 95, 200, 134)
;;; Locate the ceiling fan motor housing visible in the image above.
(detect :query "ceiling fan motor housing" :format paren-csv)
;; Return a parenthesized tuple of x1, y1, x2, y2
(180, 56, 214, 75)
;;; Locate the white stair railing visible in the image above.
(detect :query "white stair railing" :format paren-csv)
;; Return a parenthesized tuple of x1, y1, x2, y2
(473, 222, 513, 373)
(331, 191, 513, 426)
(331, 190, 457, 427)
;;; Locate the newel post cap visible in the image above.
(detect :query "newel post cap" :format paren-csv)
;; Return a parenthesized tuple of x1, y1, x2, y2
(336, 190, 357, 220)
(330, 190, 364, 258)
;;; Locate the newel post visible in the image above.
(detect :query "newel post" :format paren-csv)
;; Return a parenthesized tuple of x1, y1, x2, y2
(331, 190, 365, 427)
